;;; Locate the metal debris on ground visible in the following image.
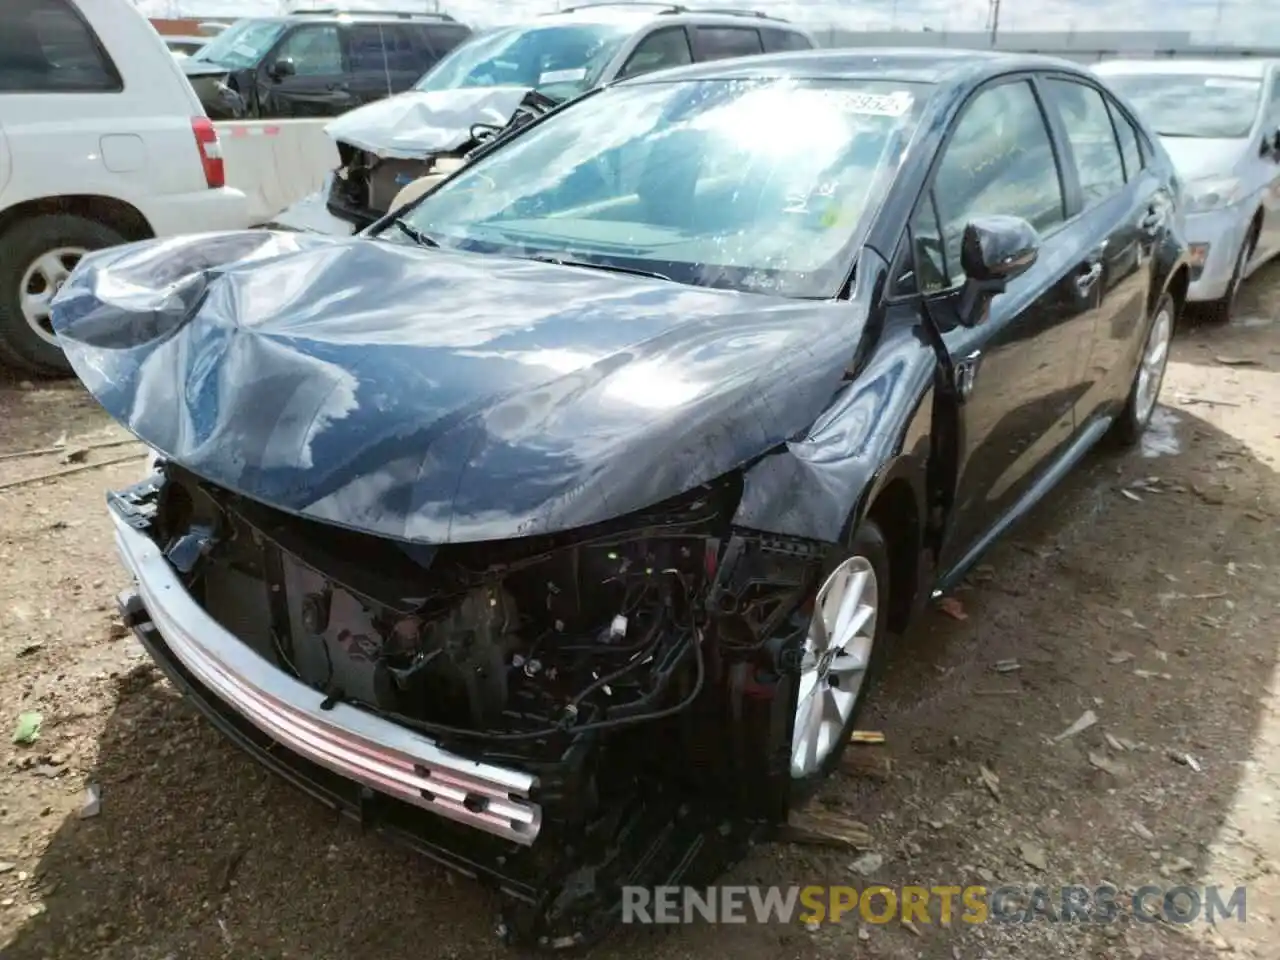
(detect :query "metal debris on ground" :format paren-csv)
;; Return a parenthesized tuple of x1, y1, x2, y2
(978, 763, 1001, 801)
(902, 919, 923, 936)
(849, 851, 884, 876)
(1053, 709, 1098, 742)
(849, 730, 885, 744)
(1133, 668, 1173, 680)
(1104, 732, 1127, 752)
(1019, 840, 1048, 871)
(1213, 355, 1260, 366)
(993, 659, 1021, 673)
(1169, 750, 1202, 772)
(779, 807, 873, 850)
(78, 784, 101, 819)
(1120, 488, 1143, 501)
(12, 712, 41, 745)
(1088, 751, 1127, 777)
(1107, 651, 1134, 664)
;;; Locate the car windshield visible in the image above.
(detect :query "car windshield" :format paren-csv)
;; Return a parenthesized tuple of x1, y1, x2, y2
(390, 77, 929, 298)
(192, 18, 286, 70)
(413, 23, 635, 101)
(1104, 73, 1263, 138)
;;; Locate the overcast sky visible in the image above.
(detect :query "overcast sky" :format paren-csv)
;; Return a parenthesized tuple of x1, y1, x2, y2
(133, 0, 1280, 46)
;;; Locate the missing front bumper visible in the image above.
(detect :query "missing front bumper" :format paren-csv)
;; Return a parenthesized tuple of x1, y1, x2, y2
(110, 507, 542, 846)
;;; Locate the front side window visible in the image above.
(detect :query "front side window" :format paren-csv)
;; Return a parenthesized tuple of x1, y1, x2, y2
(0, 0, 121, 94)
(618, 27, 692, 80)
(1103, 73, 1263, 139)
(1044, 79, 1126, 208)
(390, 78, 929, 297)
(695, 27, 763, 61)
(191, 18, 286, 70)
(274, 25, 343, 76)
(414, 23, 633, 101)
(932, 80, 1065, 288)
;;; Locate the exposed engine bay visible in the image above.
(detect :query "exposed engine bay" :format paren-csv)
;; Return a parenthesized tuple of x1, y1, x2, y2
(326, 90, 560, 230)
(109, 459, 828, 947)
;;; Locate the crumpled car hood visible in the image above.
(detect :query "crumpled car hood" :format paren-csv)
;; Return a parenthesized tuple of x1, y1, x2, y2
(324, 86, 535, 159)
(50, 231, 863, 544)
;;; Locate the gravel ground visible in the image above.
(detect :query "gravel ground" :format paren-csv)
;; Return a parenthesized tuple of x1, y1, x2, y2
(3, 267, 1280, 960)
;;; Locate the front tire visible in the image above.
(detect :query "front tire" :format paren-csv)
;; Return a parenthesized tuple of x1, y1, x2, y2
(788, 519, 891, 805)
(0, 214, 127, 377)
(1111, 291, 1175, 448)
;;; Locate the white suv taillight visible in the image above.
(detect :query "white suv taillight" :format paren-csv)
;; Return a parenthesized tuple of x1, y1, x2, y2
(190, 117, 225, 189)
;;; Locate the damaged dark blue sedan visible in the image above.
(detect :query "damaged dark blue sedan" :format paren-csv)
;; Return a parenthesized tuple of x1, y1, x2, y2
(50, 49, 1187, 948)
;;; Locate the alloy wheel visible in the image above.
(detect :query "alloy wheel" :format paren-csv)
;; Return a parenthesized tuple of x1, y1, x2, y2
(790, 555, 878, 779)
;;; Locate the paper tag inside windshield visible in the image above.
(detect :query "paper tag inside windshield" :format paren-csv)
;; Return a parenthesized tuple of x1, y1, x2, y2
(1204, 77, 1259, 89)
(836, 90, 915, 117)
(540, 68, 588, 84)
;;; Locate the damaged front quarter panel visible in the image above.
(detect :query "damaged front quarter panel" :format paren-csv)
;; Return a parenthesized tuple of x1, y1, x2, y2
(733, 250, 936, 549)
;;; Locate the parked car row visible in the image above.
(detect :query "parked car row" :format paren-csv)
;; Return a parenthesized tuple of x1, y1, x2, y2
(52, 42, 1196, 950)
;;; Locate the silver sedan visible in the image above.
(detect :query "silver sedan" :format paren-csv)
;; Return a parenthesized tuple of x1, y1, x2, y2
(1095, 58, 1280, 322)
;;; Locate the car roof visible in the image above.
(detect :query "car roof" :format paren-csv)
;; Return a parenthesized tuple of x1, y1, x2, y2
(614, 47, 1089, 87)
(534, 5, 811, 33)
(1093, 58, 1275, 78)
(246, 11, 460, 24)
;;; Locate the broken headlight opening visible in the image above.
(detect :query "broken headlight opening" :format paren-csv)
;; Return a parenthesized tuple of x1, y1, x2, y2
(109, 463, 828, 948)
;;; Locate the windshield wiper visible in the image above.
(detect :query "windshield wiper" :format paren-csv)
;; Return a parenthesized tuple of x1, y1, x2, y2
(392, 219, 440, 248)
(523, 253, 673, 283)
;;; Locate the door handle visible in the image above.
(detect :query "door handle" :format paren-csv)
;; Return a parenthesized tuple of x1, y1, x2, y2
(1074, 261, 1103, 296)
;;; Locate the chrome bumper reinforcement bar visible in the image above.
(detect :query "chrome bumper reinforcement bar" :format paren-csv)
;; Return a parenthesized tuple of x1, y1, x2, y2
(111, 509, 542, 845)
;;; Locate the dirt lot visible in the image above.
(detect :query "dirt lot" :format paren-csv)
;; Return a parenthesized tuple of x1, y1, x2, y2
(3, 269, 1280, 960)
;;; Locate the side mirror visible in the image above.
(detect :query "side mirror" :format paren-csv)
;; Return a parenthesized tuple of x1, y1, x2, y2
(957, 214, 1040, 327)
(269, 57, 296, 81)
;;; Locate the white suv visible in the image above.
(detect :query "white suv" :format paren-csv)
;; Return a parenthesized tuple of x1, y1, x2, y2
(0, 0, 250, 376)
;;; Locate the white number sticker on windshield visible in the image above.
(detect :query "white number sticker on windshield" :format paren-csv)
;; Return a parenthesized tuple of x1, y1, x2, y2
(540, 68, 588, 84)
(835, 90, 915, 117)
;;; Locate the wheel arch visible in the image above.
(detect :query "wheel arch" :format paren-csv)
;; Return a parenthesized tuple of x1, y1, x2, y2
(0, 195, 154, 243)
(848, 455, 929, 635)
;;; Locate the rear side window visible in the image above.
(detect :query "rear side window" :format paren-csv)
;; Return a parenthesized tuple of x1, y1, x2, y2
(1106, 98, 1144, 182)
(345, 24, 387, 73)
(761, 29, 812, 52)
(392, 25, 436, 71)
(426, 24, 472, 58)
(0, 0, 122, 94)
(695, 26, 763, 61)
(1043, 78, 1126, 210)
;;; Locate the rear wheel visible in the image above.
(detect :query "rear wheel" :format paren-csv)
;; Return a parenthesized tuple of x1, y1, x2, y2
(1111, 292, 1175, 448)
(0, 214, 127, 376)
(788, 519, 890, 805)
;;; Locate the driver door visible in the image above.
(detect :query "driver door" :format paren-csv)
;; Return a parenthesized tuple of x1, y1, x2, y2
(909, 77, 1101, 580)
(258, 23, 354, 118)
